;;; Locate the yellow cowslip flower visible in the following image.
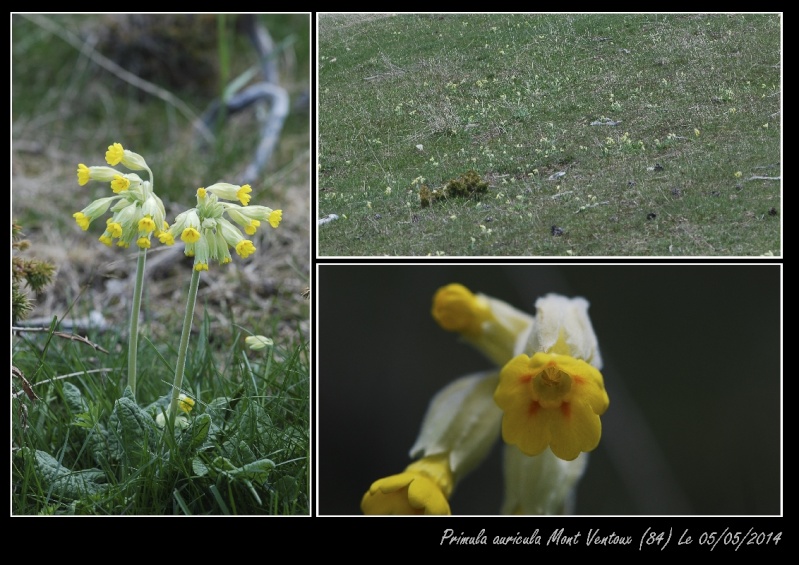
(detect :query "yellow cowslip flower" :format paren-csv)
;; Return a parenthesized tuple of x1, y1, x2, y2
(235, 240, 256, 258)
(244, 219, 260, 236)
(431, 283, 534, 366)
(269, 210, 282, 228)
(77, 164, 91, 186)
(163, 186, 280, 270)
(105, 142, 148, 171)
(238, 184, 252, 205)
(73, 212, 90, 231)
(136, 237, 151, 249)
(181, 227, 201, 243)
(361, 455, 453, 515)
(73, 197, 116, 231)
(77, 165, 120, 185)
(105, 143, 124, 166)
(432, 283, 492, 337)
(206, 183, 252, 206)
(223, 204, 282, 232)
(495, 352, 609, 461)
(138, 215, 156, 233)
(75, 144, 165, 250)
(111, 175, 131, 193)
(178, 394, 195, 414)
(107, 221, 123, 238)
(363, 284, 608, 515)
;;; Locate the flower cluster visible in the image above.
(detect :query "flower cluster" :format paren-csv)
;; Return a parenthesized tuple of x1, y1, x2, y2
(73, 143, 167, 249)
(160, 185, 282, 271)
(361, 283, 609, 515)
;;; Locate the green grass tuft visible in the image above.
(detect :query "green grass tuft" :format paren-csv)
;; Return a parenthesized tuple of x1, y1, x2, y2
(12, 320, 309, 515)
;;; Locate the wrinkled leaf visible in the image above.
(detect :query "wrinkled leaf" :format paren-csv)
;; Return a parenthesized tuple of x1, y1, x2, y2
(233, 458, 275, 483)
(192, 458, 209, 477)
(22, 447, 108, 500)
(88, 421, 123, 465)
(108, 388, 157, 464)
(62, 382, 88, 413)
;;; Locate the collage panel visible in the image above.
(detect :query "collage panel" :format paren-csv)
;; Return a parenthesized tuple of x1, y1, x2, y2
(12, 13, 311, 515)
(317, 13, 781, 258)
(317, 264, 781, 515)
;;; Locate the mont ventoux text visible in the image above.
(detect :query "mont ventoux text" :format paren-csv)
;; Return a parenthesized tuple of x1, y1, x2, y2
(441, 528, 632, 546)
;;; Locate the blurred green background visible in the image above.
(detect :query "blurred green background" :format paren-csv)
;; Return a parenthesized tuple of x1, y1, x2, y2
(318, 265, 781, 515)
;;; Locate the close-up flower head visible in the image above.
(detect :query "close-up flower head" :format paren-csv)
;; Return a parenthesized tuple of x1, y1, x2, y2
(162, 186, 282, 271)
(73, 143, 167, 250)
(360, 282, 609, 515)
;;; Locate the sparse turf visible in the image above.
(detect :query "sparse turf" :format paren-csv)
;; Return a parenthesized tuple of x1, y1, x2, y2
(318, 13, 781, 256)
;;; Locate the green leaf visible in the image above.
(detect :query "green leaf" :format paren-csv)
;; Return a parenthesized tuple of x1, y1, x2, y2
(232, 458, 275, 484)
(192, 458, 209, 477)
(108, 393, 157, 464)
(62, 382, 88, 413)
(223, 65, 260, 102)
(178, 414, 211, 453)
(86, 423, 117, 466)
(22, 447, 108, 500)
(238, 399, 273, 438)
(211, 456, 237, 472)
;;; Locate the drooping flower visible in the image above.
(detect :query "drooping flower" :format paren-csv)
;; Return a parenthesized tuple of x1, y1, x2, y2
(162, 187, 282, 271)
(73, 143, 166, 249)
(245, 335, 273, 350)
(361, 454, 453, 515)
(431, 283, 533, 366)
(111, 175, 131, 193)
(206, 182, 252, 206)
(105, 142, 149, 171)
(362, 284, 609, 515)
(177, 394, 195, 414)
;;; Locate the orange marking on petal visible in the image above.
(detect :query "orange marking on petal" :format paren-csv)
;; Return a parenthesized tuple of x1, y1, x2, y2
(519, 373, 532, 383)
(528, 400, 540, 416)
(572, 374, 585, 385)
(560, 402, 571, 418)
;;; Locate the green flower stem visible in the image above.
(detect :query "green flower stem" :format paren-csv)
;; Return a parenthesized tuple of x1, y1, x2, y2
(168, 267, 201, 427)
(128, 248, 147, 398)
